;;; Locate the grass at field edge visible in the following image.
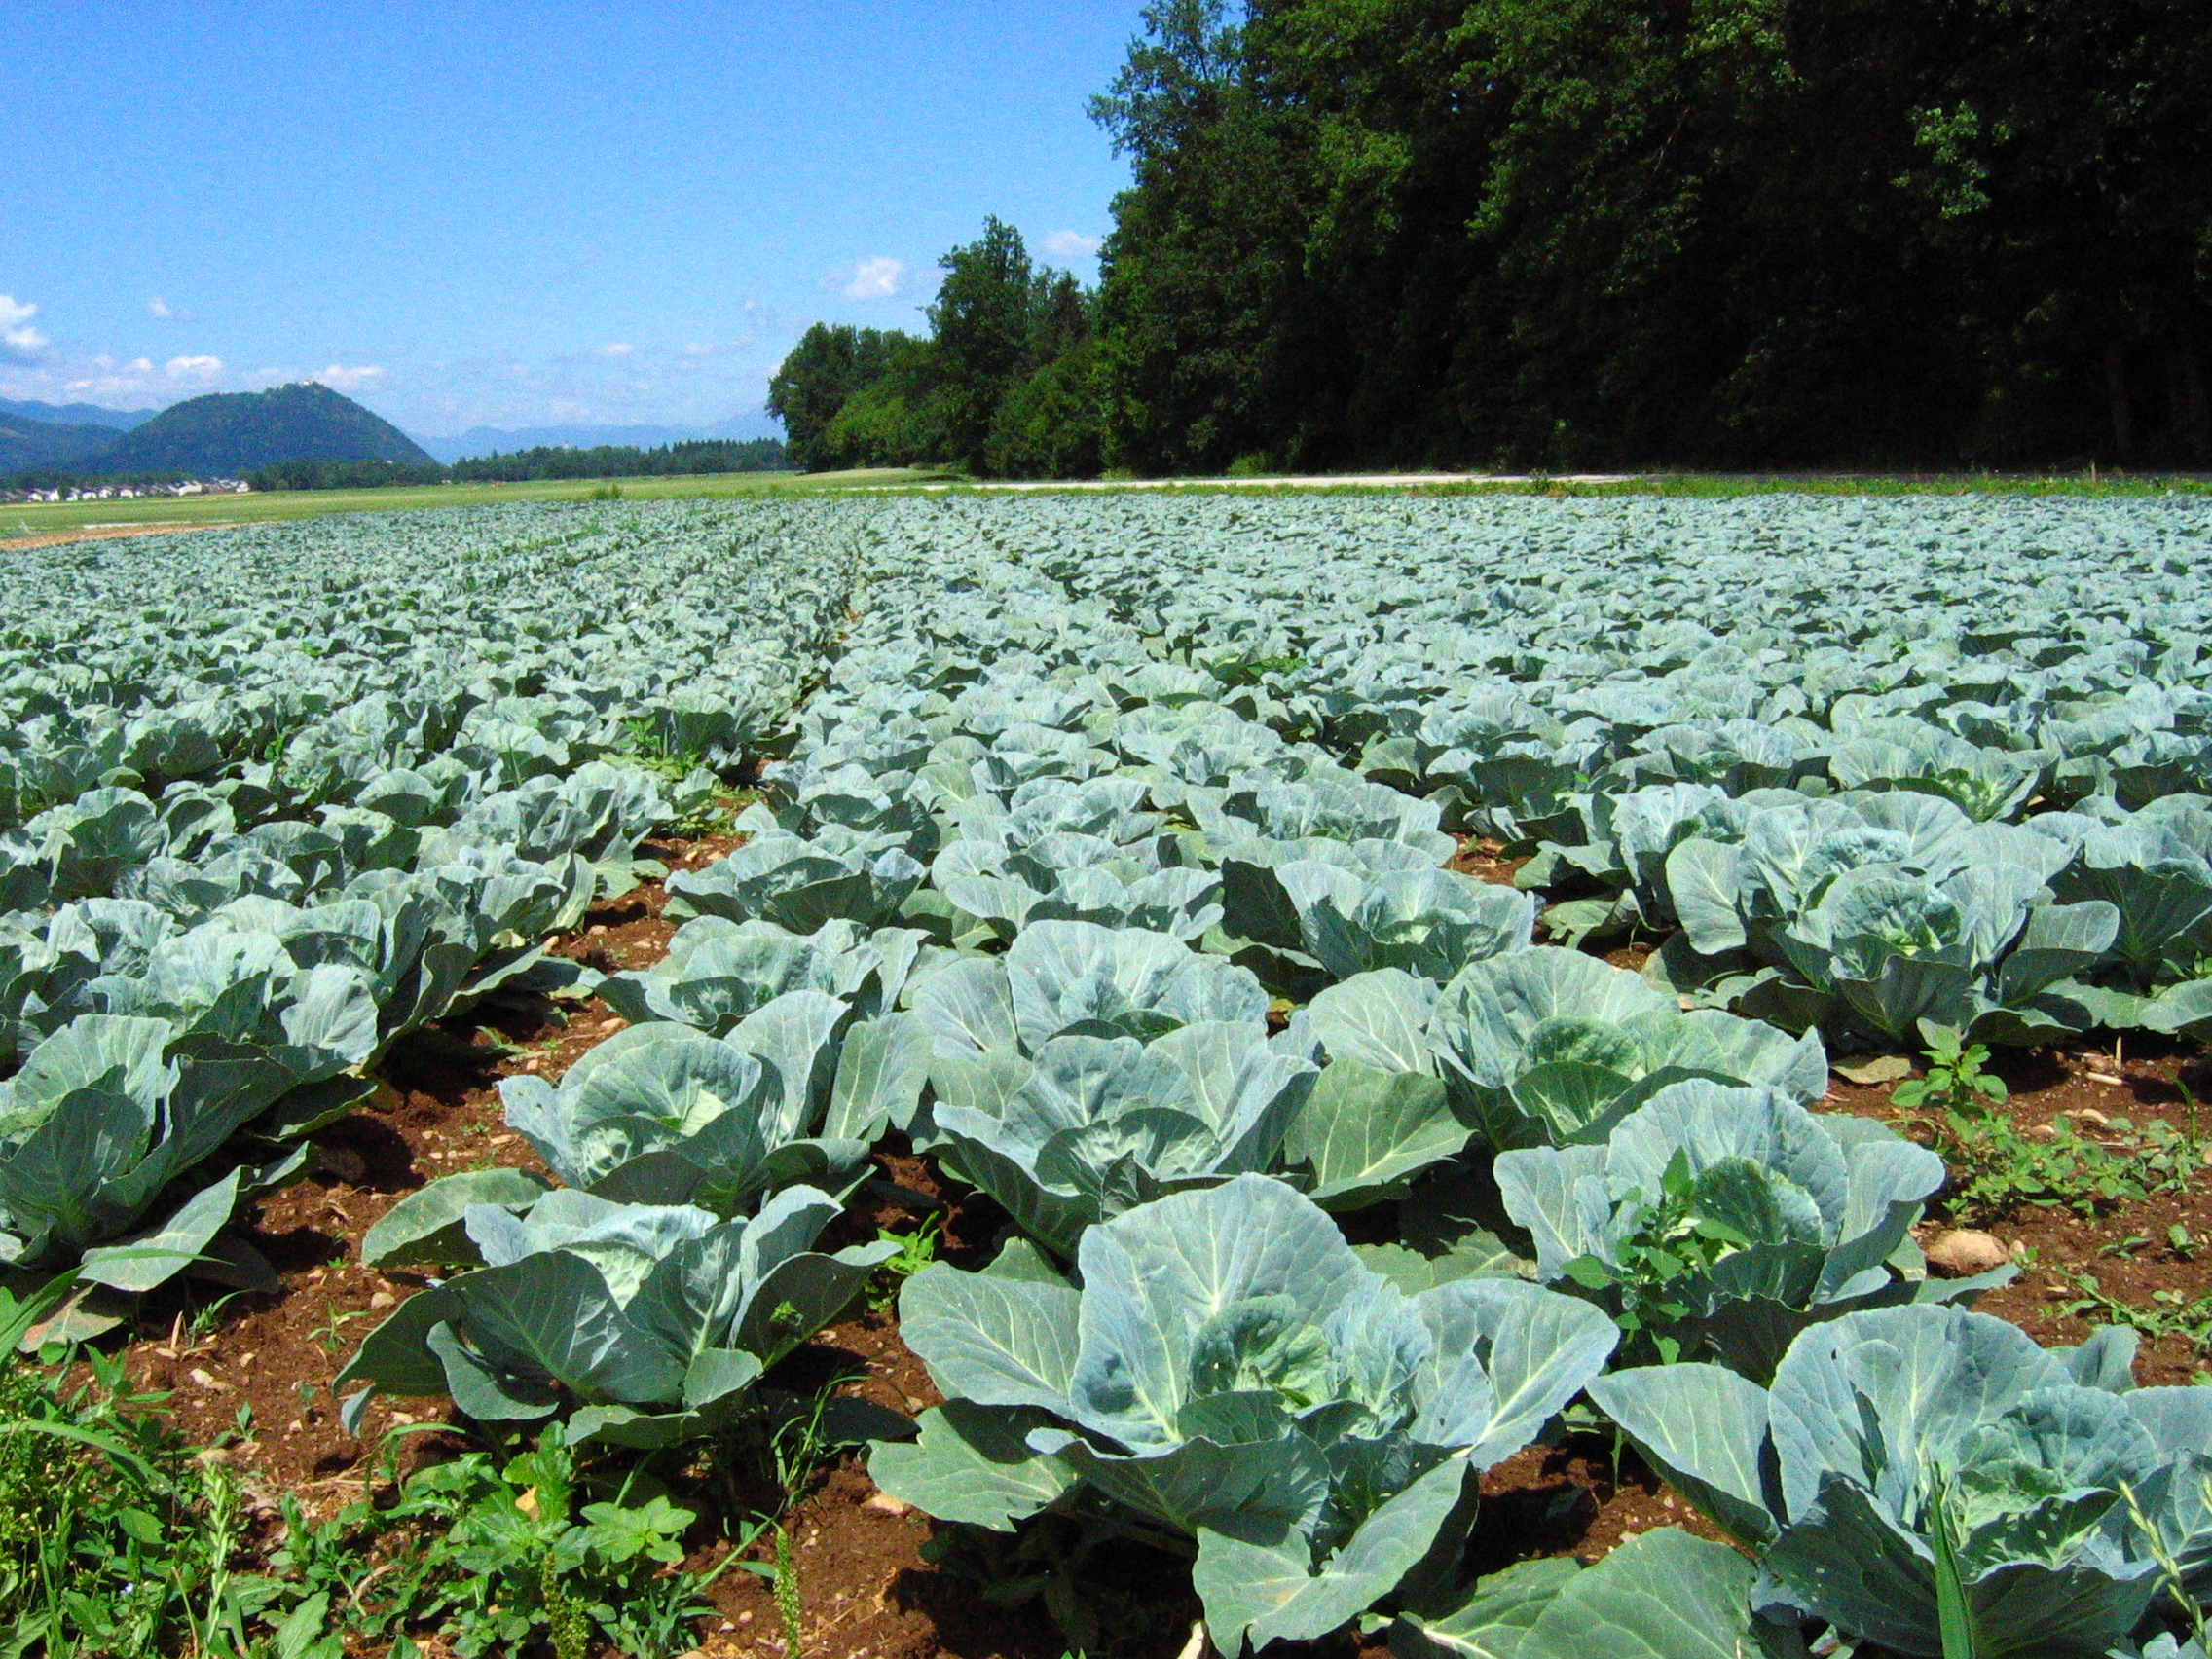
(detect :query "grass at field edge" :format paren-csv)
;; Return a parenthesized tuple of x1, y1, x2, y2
(6, 464, 2208, 541)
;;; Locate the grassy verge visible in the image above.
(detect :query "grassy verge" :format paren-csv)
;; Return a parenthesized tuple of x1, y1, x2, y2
(6, 464, 2205, 545)
(0, 467, 952, 537)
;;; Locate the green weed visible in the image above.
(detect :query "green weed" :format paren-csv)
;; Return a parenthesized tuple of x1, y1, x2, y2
(2056, 1268, 2212, 1359)
(868, 1215, 941, 1311)
(1559, 1148, 1751, 1363)
(1903, 1042, 2202, 1226)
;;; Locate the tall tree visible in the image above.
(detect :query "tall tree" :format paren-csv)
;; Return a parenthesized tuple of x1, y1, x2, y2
(766, 323, 901, 469)
(929, 219, 1048, 470)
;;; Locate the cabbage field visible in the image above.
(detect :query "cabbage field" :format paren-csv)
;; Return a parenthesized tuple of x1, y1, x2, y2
(7, 490, 2212, 1658)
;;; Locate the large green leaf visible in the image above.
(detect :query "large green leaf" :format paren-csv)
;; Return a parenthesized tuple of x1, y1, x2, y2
(1525, 1529, 1803, 1659)
(1286, 1063, 1470, 1208)
(1068, 1174, 1367, 1450)
(899, 1256, 1082, 1416)
(1195, 1458, 1472, 1654)
(361, 1167, 555, 1269)
(867, 1402, 1078, 1531)
(1587, 1363, 1782, 1547)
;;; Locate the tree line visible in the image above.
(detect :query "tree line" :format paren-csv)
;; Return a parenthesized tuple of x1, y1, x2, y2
(769, 219, 1103, 478)
(249, 438, 788, 493)
(774, 0, 2211, 475)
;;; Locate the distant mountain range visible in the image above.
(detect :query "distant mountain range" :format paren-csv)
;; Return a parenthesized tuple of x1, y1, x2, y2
(0, 413, 129, 474)
(0, 397, 161, 473)
(1, 388, 784, 477)
(2, 384, 434, 477)
(418, 414, 781, 464)
(0, 396, 154, 431)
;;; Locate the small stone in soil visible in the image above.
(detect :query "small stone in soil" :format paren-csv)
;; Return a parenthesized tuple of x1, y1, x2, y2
(1926, 1229, 2013, 1275)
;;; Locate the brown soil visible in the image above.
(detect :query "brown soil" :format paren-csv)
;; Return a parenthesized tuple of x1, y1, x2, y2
(0, 522, 222, 551)
(1825, 1037, 2212, 1384)
(1448, 834, 1529, 887)
(78, 830, 2212, 1655)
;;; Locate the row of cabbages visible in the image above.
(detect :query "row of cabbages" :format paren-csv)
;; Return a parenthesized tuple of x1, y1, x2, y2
(340, 509, 2212, 1655)
(0, 761, 688, 1316)
(0, 498, 865, 827)
(0, 500, 870, 1319)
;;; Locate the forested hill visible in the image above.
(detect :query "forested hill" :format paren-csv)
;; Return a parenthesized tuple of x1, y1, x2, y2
(774, 0, 2211, 476)
(77, 383, 437, 474)
(0, 413, 129, 475)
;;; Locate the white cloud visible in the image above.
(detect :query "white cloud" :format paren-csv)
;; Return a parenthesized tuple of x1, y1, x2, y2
(682, 341, 714, 357)
(1042, 230, 1102, 262)
(165, 355, 223, 382)
(596, 342, 635, 358)
(314, 363, 385, 391)
(840, 257, 906, 301)
(0, 294, 46, 351)
(144, 295, 196, 321)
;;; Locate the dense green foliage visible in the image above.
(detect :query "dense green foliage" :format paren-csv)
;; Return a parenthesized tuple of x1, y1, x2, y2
(0, 413, 125, 475)
(767, 220, 1103, 477)
(1085, 0, 2212, 473)
(246, 440, 788, 493)
(248, 458, 452, 491)
(72, 383, 437, 475)
(447, 437, 787, 483)
(15, 494, 2212, 1653)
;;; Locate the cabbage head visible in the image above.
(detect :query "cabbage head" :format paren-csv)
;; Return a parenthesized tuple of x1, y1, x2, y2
(1494, 1079, 2009, 1379)
(1423, 947, 1825, 1150)
(871, 1175, 1616, 1655)
(339, 1184, 896, 1449)
(664, 820, 925, 932)
(1594, 1306, 2212, 1658)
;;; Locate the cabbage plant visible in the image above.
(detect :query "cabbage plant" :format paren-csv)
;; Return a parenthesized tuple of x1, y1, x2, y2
(339, 1184, 897, 1448)
(934, 828, 1220, 943)
(910, 920, 1270, 1067)
(376, 995, 917, 1256)
(1494, 1079, 2008, 1378)
(1593, 1306, 2212, 1658)
(0, 1014, 303, 1300)
(1661, 795, 2120, 1042)
(1391, 1527, 1812, 1659)
(928, 1021, 1317, 1258)
(597, 916, 925, 1035)
(1311, 946, 1825, 1152)
(1273, 862, 1532, 983)
(664, 817, 925, 932)
(870, 1176, 1617, 1656)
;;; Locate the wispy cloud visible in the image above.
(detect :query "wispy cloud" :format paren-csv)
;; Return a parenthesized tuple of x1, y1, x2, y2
(146, 295, 195, 321)
(682, 341, 715, 357)
(0, 294, 48, 351)
(314, 363, 385, 391)
(1042, 230, 1101, 262)
(595, 342, 636, 358)
(165, 355, 223, 383)
(839, 257, 906, 301)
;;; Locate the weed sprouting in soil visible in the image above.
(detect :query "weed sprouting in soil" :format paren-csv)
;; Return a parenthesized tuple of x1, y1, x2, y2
(1905, 1041, 2205, 1225)
(867, 1214, 941, 1312)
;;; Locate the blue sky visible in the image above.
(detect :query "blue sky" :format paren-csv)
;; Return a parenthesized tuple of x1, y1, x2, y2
(0, 1, 1140, 439)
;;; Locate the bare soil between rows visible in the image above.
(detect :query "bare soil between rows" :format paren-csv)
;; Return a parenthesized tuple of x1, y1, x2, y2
(0, 522, 222, 552)
(87, 835, 2212, 1658)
